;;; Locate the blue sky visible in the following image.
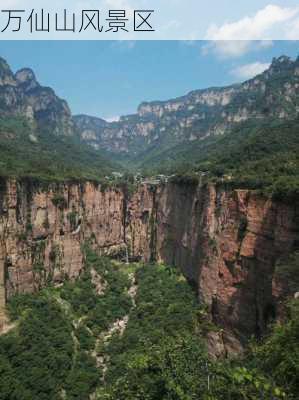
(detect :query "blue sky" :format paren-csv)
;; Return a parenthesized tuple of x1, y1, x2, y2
(0, 40, 298, 120)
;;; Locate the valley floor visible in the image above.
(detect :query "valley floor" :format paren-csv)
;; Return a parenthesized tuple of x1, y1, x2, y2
(0, 247, 298, 400)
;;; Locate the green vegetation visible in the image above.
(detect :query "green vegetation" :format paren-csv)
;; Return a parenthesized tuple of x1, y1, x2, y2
(169, 173, 200, 186)
(140, 118, 299, 200)
(60, 252, 132, 334)
(275, 251, 299, 293)
(0, 249, 298, 399)
(200, 119, 299, 200)
(67, 210, 78, 230)
(51, 194, 67, 209)
(0, 116, 116, 182)
(250, 300, 299, 397)
(98, 173, 138, 198)
(0, 102, 298, 202)
(0, 294, 74, 400)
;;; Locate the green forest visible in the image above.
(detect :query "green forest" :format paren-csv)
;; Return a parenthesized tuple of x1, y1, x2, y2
(140, 118, 299, 200)
(0, 248, 298, 400)
(1, 114, 299, 203)
(0, 117, 115, 182)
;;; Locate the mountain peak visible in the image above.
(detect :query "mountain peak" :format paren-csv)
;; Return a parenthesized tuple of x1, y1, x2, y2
(15, 68, 39, 90)
(270, 55, 293, 69)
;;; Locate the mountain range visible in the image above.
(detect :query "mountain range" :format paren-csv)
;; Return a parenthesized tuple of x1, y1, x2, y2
(0, 55, 298, 187)
(73, 55, 299, 170)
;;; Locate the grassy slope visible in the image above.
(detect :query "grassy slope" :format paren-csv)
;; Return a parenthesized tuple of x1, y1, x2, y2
(137, 118, 299, 196)
(0, 117, 117, 181)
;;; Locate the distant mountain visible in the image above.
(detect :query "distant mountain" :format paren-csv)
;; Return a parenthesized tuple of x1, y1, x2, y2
(0, 58, 116, 181)
(73, 114, 109, 150)
(74, 55, 299, 169)
(0, 54, 298, 186)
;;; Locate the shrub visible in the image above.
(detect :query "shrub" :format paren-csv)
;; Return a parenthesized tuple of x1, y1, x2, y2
(51, 194, 67, 210)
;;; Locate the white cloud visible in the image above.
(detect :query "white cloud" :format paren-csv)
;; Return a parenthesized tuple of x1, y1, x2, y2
(206, 4, 299, 40)
(202, 41, 250, 58)
(203, 4, 299, 57)
(230, 62, 270, 80)
(202, 40, 273, 58)
(286, 18, 299, 39)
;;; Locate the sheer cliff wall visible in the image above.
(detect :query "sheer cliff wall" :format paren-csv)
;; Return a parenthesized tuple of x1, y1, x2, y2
(0, 179, 298, 352)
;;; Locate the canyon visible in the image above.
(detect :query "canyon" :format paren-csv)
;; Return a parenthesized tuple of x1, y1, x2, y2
(0, 54, 298, 358)
(0, 178, 297, 355)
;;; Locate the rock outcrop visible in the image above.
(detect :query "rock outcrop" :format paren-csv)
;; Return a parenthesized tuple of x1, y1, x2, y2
(0, 57, 73, 136)
(0, 179, 298, 354)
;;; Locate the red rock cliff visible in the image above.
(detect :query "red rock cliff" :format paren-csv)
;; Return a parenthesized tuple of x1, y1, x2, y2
(155, 183, 298, 353)
(0, 179, 298, 354)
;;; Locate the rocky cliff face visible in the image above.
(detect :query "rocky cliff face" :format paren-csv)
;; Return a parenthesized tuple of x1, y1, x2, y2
(155, 184, 298, 354)
(72, 115, 109, 150)
(0, 179, 298, 355)
(74, 56, 299, 159)
(0, 180, 153, 302)
(0, 58, 73, 136)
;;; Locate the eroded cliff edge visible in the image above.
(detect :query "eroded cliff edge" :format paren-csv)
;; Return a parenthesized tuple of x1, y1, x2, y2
(0, 179, 298, 355)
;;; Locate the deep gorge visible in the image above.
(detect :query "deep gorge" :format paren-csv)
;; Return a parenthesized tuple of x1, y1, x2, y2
(0, 178, 298, 355)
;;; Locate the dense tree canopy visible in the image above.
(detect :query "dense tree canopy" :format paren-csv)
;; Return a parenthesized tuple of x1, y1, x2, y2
(0, 249, 298, 399)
